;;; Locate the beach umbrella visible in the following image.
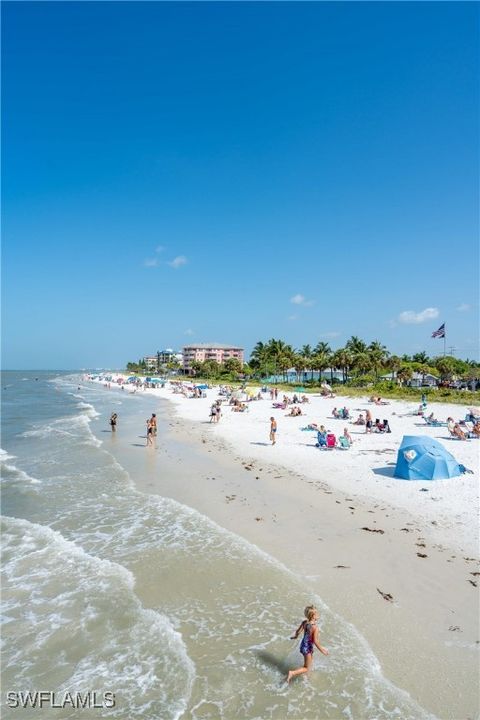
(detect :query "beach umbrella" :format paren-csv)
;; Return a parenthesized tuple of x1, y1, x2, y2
(394, 436, 462, 481)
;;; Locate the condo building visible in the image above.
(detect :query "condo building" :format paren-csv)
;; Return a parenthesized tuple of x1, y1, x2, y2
(182, 344, 244, 372)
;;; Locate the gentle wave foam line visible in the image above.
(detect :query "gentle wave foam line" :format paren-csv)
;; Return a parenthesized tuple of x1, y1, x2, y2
(1, 515, 196, 720)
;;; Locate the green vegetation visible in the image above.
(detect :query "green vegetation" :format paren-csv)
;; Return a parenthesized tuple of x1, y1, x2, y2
(126, 335, 480, 404)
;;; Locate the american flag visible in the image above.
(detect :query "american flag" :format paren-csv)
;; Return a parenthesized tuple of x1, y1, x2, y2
(431, 323, 445, 339)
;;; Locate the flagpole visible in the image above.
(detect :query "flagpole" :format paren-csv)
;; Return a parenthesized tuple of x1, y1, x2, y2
(444, 325, 446, 357)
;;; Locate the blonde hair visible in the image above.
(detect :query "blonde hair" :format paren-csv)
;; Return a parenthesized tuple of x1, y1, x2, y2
(304, 605, 318, 622)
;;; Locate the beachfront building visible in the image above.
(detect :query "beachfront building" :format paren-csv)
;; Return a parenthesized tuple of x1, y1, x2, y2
(157, 348, 183, 365)
(143, 356, 158, 371)
(143, 350, 183, 372)
(182, 344, 244, 373)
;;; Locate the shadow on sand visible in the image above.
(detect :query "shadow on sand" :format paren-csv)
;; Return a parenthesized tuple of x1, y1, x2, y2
(250, 442, 270, 446)
(372, 466, 396, 478)
(254, 650, 291, 676)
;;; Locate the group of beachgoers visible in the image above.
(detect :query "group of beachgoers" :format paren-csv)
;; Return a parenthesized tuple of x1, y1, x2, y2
(109, 411, 158, 447)
(447, 416, 480, 440)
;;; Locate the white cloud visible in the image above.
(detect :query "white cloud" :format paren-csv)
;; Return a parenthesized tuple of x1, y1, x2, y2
(184, 328, 194, 336)
(287, 314, 298, 321)
(144, 258, 159, 267)
(398, 307, 439, 325)
(291, 294, 305, 305)
(155, 245, 165, 254)
(290, 293, 314, 306)
(168, 255, 188, 269)
(456, 303, 471, 312)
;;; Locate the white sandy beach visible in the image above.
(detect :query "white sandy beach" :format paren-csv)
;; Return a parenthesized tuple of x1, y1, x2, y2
(90, 376, 480, 720)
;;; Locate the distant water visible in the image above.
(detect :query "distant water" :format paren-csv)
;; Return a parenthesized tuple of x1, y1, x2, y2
(1, 371, 436, 719)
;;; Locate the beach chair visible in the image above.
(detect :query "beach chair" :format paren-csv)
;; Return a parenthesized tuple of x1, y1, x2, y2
(338, 436, 350, 450)
(326, 433, 337, 449)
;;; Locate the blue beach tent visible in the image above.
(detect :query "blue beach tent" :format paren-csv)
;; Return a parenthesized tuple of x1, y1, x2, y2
(394, 435, 462, 481)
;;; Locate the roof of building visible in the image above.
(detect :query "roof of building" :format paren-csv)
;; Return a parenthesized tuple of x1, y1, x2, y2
(183, 343, 244, 350)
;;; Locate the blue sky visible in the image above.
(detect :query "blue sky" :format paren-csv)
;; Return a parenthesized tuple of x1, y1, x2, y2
(2, 1, 478, 369)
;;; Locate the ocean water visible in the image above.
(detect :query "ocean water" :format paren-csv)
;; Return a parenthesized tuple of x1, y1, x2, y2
(1, 371, 436, 719)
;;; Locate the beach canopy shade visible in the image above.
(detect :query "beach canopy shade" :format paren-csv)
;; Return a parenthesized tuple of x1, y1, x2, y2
(394, 435, 462, 481)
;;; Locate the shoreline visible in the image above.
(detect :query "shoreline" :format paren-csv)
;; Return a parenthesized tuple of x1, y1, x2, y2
(88, 377, 479, 719)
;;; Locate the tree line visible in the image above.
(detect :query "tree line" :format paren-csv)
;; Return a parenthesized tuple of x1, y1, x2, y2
(248, 337, 479, 386)
(126, 336, 478, 386)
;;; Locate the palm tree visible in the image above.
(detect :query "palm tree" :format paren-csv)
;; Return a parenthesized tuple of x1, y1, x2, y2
(250, 341, 268, 373)
(292, 354, 307, 383)
(397, 366, 413, 386)
(312, 352, 330, 383)
(331, 348, 352, 384)
(314, 342, 332, 381)
(277, 354, 292, 383)
(412, 351, 430, 364)
(299, 344, 313, 379)
(314, 341, 331, 356)
(346, 336, 368, 355)
(385, 355, 402, 381)
(352, 351, 372, 377)
(368, 340, 389, 381)
(435, 357, 456, 383)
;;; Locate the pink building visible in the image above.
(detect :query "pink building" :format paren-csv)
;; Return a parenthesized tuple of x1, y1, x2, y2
(182, 343, 244, 373)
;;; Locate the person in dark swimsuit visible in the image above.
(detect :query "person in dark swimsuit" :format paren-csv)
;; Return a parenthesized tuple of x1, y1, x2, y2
(110, 413, 117, 432)
(285, 605, 329, 683)
(146, 418, 154, 446)
(270, 417, 277, 445)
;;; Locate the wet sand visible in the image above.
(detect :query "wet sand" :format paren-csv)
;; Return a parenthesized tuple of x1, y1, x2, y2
(110, 396, 479, 720)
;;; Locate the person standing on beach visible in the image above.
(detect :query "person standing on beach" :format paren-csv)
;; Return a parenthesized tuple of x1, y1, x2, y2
(215, 401, 222, 423)
(285, 605, 329, 683)
(270, 417, 277, 445)
(365, 409, 373, 433)
(110, 413, 117, 432)
(150, 413, 157, 436)
(146, 418, 154, 446)
(210, 403, 217, 423)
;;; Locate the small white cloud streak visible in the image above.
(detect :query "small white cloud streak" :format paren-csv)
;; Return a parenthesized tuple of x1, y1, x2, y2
(155, 245, 165, 254)
(398, 307, 439, 325)
(291, 294, 305, 305)
(168, 255, 188, 269)
(456, 303, 471, 312)
(144, 258, 159, 267)
(290, 293, 314, 306)
(184, 328, 194, 336)
(287, 315, 298, 321)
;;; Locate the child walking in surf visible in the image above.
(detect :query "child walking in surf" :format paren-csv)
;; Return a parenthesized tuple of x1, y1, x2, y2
(285, 605, 329, 683)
